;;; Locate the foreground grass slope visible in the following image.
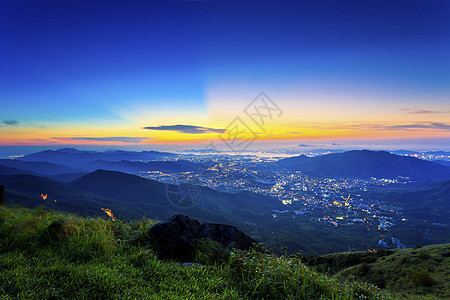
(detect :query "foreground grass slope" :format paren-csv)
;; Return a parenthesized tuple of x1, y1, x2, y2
(0, 207, 389, 299)
(303, 244, 450, 299)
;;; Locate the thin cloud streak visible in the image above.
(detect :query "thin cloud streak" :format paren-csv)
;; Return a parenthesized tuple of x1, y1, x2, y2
(143, 124, 226, 134)
(293, 122, 450, 132)
(399, 108, 450, 115)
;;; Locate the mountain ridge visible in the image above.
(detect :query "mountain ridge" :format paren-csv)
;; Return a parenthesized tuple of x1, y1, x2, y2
(0, 159, 86, 175)
(19, 148, 176, 168)
(277, 150, 450, 180)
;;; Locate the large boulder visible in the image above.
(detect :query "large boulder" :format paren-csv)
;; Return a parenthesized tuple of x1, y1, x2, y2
(148, 214, 256, 261)
(148, 214, 202, 261)
(201, 223, 255, 250)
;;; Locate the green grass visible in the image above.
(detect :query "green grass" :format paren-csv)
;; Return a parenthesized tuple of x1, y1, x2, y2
(302, 244, 450, 299)
(0, 206, 392, 299)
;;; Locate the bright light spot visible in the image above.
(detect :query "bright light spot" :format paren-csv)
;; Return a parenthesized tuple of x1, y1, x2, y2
(101, 208, 116, 221)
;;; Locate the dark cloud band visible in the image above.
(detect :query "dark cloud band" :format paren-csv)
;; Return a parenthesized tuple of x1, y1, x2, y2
(2, 120, 18, 125)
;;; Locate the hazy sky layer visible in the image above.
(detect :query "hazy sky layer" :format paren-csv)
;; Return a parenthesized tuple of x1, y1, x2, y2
(1, 0, 449, 151)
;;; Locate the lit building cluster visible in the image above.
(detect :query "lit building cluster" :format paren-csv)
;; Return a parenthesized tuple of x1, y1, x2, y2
(138, 153, 410, 231)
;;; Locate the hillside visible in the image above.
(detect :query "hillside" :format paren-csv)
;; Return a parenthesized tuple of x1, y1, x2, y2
(303, 244, 450, 299)
(276, 150, 450, 180)
(1, 170, 279, 228)
(0, 206, 390, 299)
(380, 180, 450, 224)
(0, 173, 121, 217)
(0, 165, 39, 176)
(69, 169, 277, 224)
(434, 160, 450, 167)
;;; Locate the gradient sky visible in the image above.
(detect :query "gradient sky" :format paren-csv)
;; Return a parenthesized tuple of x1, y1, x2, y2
(1, 0, 449, 152)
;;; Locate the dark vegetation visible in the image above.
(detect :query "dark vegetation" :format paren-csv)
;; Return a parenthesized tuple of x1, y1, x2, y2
(372, 180, 450, 224)
(302, 244, 450, 299)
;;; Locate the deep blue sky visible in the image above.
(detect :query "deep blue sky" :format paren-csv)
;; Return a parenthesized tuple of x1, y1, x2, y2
(1, 0, 449, 151)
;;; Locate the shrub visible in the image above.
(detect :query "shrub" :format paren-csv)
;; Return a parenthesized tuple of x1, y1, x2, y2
(416, 251, 431, 260)
(410, 270, 436, 287)
(42, 219, 76, 243)
(356, 262, 371, 276)
(194, 238, 229, 265)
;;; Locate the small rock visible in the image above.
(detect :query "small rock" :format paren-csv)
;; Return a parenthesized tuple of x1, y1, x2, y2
(182, 262, 203, 267)
(440, 252, 450, 257)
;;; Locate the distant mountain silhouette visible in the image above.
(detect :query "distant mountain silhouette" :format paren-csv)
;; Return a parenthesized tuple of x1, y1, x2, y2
(0, 159, 85, 175)
(276, 150, 450, 180)
(84, 159, 200, 173)
(20, 148, 176, 168)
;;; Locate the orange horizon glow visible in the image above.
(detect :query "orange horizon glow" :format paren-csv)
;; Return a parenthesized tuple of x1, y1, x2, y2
(1, 92, 449, 147)
(1, 123, 448, 147)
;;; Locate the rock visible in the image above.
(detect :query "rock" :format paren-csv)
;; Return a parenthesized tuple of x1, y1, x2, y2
(201, 223, 255, 250)
(148, 214, 201, 261)
(440, 252, 450, 257)
(0, 185, 5, 205)
(147, 214, 256, 261)
(182, 262, 203, 267)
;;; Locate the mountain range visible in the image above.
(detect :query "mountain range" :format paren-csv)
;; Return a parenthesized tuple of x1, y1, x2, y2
(1, 147, 450, 254)
(19, 148, 176, 168)
(0, 148, 199, 176)
(0, 169, 278, 229)
(276, 150, 450, 180)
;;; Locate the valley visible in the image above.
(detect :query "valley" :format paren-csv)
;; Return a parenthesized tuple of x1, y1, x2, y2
(1, 148, 449, 255)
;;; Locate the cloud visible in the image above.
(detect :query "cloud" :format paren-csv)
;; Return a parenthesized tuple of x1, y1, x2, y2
(143, 124, 225, 134)
(340, 122, 450, 131)
(382, 122, 450, 131)
(307, 121, 450, 132)
(298, 144, 313, 147)
(400, 108, 450, 115)
(2, 120, 18, 125)
(52, 137, 151, 143)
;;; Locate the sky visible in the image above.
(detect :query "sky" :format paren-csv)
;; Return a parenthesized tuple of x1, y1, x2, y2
(1, 0, 449, 154)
